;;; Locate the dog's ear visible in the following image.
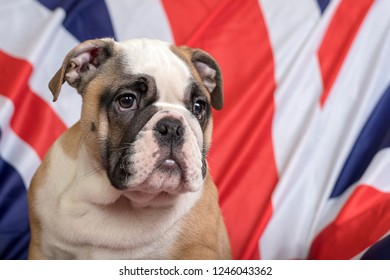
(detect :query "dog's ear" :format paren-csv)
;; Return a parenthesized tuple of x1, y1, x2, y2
(49, 38, 115, 102)
(181, 48, 223, 110)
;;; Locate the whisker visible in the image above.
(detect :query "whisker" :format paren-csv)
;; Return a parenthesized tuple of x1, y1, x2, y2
(114, 146, 131, 152)
(78, 130, 91, 152)
(82, 167, 104, 179)
(112, 142, 134, 153)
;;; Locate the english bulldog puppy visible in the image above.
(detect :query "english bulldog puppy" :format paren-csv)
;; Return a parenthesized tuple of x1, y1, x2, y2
(28, 38, 231, 259)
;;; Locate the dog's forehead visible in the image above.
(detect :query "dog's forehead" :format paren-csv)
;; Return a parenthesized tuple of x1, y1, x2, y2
(118, 39, 191, 103)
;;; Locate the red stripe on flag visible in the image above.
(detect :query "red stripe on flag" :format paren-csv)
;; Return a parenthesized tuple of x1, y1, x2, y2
(318, 0, 374, 107)
(309, 185, 390, 259)
(161, 0, 221, 45)
(163, 0, 278, 259)
(0, 51, 67, 159)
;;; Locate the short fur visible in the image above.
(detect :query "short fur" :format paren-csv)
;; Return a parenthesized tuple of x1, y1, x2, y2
(28, 38, 231, 259)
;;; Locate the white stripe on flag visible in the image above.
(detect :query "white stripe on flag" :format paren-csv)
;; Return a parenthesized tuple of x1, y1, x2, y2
(106, 0, 173, 42)
(0, 96, 41, 189)
(259, 0, 324, 174)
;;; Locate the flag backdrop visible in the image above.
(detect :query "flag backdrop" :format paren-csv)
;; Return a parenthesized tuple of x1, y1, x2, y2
(1, 0, 390, 260)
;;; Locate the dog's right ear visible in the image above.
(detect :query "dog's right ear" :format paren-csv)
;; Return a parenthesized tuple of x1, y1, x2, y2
(49, 38, 115, 102)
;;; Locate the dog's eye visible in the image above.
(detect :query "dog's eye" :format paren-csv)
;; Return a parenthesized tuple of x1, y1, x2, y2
(117, 93, 138, 111)
(193, 100, 207, 119)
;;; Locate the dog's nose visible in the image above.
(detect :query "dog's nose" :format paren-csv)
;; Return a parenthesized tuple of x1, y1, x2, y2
(154, 117, 184, 146)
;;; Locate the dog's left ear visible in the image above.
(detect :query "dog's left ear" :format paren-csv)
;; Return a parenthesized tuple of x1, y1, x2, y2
(49, 38, 114, 102)
(188, 49, 223, 110)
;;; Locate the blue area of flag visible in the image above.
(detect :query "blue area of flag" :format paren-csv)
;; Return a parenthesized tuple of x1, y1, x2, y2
(361, 234, 390, 260)
(316, 0, 331, 14)
(0, 131, 30, 260)
(331, 83, 390, 198)
(37, 0, 116, 42)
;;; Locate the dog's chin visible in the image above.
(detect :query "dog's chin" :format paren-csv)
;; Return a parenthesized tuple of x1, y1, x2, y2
(111, 160, 202, 207)
(120, 172, 185, 208)
(122, 190, 179, 208)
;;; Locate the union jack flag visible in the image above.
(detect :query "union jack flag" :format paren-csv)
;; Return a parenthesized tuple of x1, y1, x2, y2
(1, 0, 390, 260)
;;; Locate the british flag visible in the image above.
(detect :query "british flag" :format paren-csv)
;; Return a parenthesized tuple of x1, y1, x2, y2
(1, 0, 390, 260)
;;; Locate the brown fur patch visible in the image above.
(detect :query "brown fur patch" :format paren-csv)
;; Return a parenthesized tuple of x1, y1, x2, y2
(170, 46, 209, 98)
(170, 45, 223, 110)
(168, 172, 231, 259)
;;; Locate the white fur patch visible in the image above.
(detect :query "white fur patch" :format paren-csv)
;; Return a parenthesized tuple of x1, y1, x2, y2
(120, 39, 191, 106)
(154, 102, 188, 111)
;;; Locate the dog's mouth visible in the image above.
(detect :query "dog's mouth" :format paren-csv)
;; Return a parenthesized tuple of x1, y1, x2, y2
(110, 149, 187, 192)
(107, 152, 188, 207)
(156, 155, 183, 174)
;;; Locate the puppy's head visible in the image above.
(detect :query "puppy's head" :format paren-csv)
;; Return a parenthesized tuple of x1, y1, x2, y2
(50, 38, 223, 203)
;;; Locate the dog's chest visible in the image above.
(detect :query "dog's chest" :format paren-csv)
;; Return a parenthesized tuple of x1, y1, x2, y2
(42, 235, 175, 260)
(39, 195, 181, 259)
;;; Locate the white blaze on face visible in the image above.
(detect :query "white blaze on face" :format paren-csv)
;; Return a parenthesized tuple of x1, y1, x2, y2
(121, 39, 191, 105)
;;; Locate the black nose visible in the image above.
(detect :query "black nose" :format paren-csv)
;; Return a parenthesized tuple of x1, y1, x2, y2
(154, 117, 184, 146)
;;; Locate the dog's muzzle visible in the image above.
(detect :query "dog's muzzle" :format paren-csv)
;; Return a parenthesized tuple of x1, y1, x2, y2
(109, 108, 204, 195)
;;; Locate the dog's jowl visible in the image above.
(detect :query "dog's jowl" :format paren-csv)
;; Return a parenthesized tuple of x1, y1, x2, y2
(28, 38, 231, 260)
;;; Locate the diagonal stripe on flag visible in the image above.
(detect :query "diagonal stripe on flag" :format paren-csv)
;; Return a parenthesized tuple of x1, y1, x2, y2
(331, 83, 390, 197)
(0, 51, 66, 159)
(309, 185, 390, 259)
(318, 0, 374, 107)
